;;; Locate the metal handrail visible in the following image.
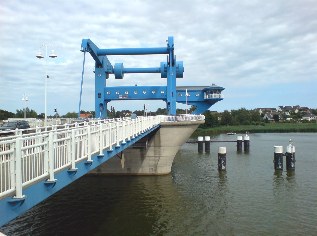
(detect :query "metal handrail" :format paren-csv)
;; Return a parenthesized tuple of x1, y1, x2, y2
(0, 115, 203, 199)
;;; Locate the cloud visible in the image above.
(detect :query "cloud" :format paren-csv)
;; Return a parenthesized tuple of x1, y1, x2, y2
(0, 0, 317, 115)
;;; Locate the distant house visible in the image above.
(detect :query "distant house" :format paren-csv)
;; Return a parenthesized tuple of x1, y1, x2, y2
(278, 106, 293, 112)
(80, 113, 92, 119)
(257, 108, 277, 115)
(263, 112, 280, 122)
(301, 113, 317, 121)
(300, 107, 310, 113)
(262, 113, 274, 121)
(263, 113, 274, 121)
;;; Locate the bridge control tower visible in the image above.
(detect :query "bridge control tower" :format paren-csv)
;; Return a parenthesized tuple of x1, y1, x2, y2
(81, 37, 224, 117)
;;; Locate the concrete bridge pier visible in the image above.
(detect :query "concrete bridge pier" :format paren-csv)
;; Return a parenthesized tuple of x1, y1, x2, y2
(90, 120, 204, 175)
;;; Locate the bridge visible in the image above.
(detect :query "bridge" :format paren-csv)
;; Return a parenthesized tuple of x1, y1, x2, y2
(0, 115, 203, 226)
(0, 36, 223, 228)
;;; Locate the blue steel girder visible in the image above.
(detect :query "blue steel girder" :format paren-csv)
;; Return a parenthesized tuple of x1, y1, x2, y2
(105, 86, 167, 102)
(81, 39, 112, 73)
(81, 36, 183, 118)
(104, 85, 224, 114)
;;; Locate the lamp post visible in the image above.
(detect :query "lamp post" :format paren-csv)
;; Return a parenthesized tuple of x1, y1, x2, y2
(22, 93, 29, 119)
(36, 45, 57, 128)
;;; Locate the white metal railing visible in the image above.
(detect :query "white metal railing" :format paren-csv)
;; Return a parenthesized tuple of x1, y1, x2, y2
(205, 93, 223, 99)
(0, 115, 204, 199)
(0, 116, 160, 199)
(158, 114, 205, 122)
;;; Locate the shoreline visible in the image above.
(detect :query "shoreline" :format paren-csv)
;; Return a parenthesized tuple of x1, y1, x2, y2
(193, 122, 317, 137)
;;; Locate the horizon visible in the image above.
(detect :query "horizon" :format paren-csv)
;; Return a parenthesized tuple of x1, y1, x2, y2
(1, 104, 316, 117)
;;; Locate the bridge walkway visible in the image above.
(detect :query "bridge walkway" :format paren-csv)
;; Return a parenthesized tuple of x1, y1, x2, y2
(0, 116, 166, 227)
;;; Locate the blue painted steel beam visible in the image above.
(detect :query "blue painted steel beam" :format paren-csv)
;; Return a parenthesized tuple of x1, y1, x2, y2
(122, 67, 161, 73)
(0, 125, 160, 227)
(95, 67, 107, 118)
(104, 85, 224, 114)
(105, 86, 167, 101)
(81, 39, 112, 70)
(112, 62, 184, 79)
(97, 47, 169, 55)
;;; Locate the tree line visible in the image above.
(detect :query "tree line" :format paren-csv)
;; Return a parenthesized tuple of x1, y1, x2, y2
(0, 107, 194, 120)
(202, 108, 262, 128)
(2, 107, 316, 126)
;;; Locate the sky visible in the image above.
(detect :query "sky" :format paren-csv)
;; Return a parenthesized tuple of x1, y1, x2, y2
(0, 0, 316, 116)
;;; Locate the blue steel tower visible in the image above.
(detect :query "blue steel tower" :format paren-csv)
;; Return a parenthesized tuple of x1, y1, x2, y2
(81, 36, 184, 118)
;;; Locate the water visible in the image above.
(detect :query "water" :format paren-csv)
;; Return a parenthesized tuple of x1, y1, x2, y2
(2, 133, 317, 235)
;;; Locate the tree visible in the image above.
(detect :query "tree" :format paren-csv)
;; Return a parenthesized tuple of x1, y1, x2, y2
(176, 108, 186, 114)
(38, 113, 45, 119)
(250, 110, 261, 123)
(231, 108, 251, 125)
(155, 108, 167, 115)
(133, 110, 144, 116)
(63, 112, 78, 118)
(0, 109, 15, 120)
(15, 108, 37, 118)
(273, 114, 280, 122)
(221, 110, 233, 125)
(203, 111, 219, 127)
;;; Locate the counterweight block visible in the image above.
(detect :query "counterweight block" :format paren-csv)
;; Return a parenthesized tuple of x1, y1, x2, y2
(113, 61, 184, 79)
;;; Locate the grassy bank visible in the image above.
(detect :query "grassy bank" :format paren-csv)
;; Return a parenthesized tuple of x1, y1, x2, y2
(193, 122, 317, 137)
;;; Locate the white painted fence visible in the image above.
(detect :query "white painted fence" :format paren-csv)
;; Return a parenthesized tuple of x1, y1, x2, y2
(0, 116, 162, 199)
(0, 115, 204, 199)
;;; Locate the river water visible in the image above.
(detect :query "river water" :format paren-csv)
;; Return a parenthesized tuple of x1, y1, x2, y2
(1, 133, 317, 235)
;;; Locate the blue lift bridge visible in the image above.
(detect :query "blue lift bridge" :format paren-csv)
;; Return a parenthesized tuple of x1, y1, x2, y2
(0, 37, 225, 229)
(80, 36, 224, 118)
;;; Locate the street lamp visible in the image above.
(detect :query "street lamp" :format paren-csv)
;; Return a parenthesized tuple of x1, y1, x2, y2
(22, 93, 29, 119)
(36, 45, 57, 128)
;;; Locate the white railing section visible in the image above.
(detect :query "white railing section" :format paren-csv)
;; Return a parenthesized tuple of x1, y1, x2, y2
(0, 116, 160, 199)
(0, 115, 204, 199)
(205, 93, 223, 99)
(158, 114, 205, 122)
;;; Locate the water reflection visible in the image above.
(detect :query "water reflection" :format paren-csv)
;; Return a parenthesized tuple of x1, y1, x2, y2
(286, 170, 295, 178)
(2, 133, 317, 235)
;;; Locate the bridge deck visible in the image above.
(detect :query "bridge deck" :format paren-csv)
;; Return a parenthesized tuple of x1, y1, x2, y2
(0, 115, 204, 227)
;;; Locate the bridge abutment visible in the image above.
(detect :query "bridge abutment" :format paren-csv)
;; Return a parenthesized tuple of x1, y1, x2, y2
(90, 120, 203, 175)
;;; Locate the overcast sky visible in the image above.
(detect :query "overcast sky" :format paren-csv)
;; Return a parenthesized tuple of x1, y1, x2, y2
(0, 0, 316, 115)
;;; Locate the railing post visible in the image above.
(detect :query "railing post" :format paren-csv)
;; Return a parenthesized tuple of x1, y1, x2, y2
(109, 122, 113, 151)
(48, 132, 56, 182)
(14, 137, 24, 199)
(116, 121, 120, 147)
(64, 125, 70, 162)
(10, 148, 15, 190)
(126, 119, 131, 141)
(87, 125, 92, 162)
(122, 120, 126, 144)
(99, 123, 103, 156)
(131, 119, 135, 138)
(70, 129, 77, 170)
(137, 118, 140, 135)
(43, 133, 49, 176)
